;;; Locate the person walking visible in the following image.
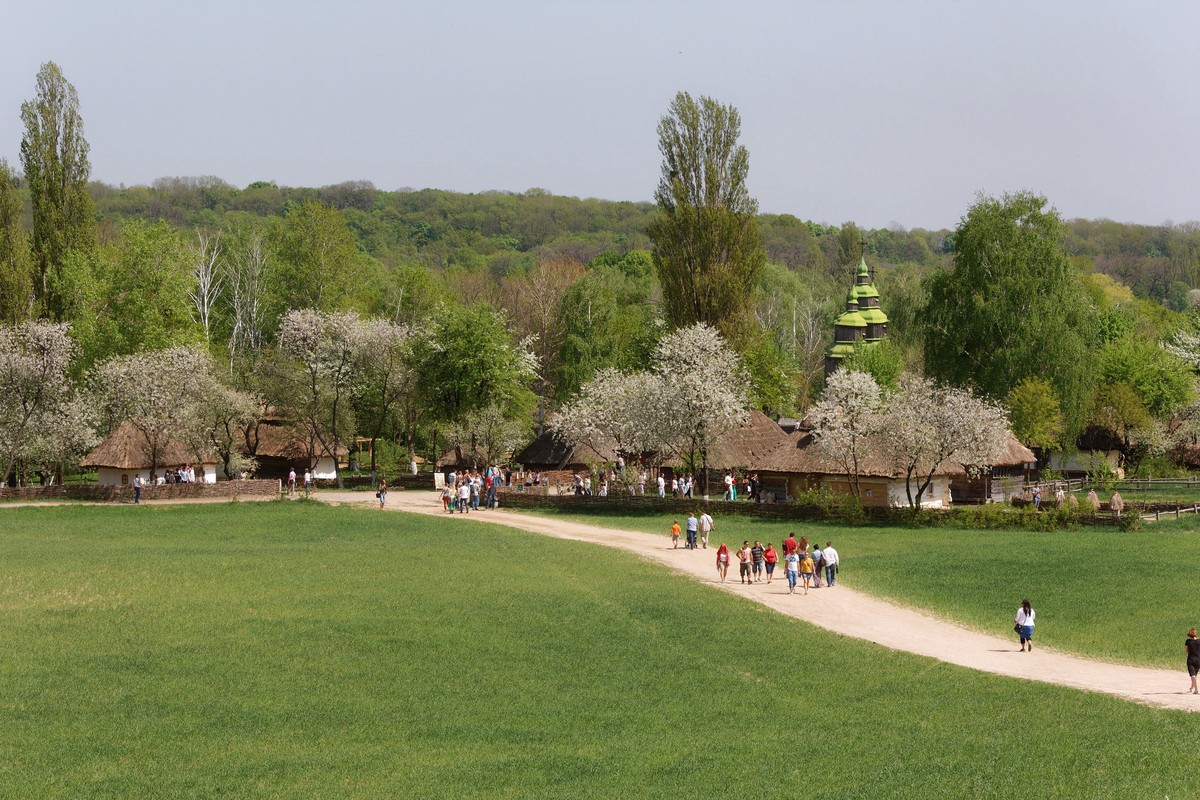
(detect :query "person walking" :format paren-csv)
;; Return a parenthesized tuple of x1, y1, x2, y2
(303, 469, 312, 498)
(441, 484, 452, 512)
(737, 541, 753, 584)
(698, 510, 714, 550)
(685, 512, 699, 550)
(715, 543, 731, 582)
(657, 473, 666, 498)
(800, 549, 815, 594)
(811, 542, 825, 588)
(822, 541, 839, 586)
(377, 478, 388, 510)
(751, 540, 765, 583)
(671, 519, 682, 549)
(1015, 599, 1036, 651)
(133, 474, 142, 504)
(287, 467, 297, 497)
(763, 542, 777, 584)
(1186, 628, 1200, 694)
(457, 481, 470, 514)
(785, 549, 800, 594)
(783, 532, 798, 556)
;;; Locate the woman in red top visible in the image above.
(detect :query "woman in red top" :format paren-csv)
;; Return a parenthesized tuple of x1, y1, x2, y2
(715, 543, 731, 582)
(763, 543, 778, 584)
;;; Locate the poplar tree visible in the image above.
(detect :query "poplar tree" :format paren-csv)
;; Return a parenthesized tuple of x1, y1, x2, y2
(648, 91, 765, 344)
(20, 62, 96, 320)
(0, 161, 33, 324)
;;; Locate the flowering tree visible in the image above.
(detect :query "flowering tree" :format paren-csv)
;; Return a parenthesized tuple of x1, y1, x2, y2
(22, 393, 98, 482)
(90, 346, 217, 479)
(444, 403, 529, 468)
(558, 323, 747, 496)
(653, 323, 749, 496)
(352, 318, 413, 473)
(555, 368, 670, 462)
(196, 381, 262, 479)
(809, 369, 883, 499)
(0, 321, 76, 484)
(880, 373, 1011, 509)
(275, 309, 363, 488)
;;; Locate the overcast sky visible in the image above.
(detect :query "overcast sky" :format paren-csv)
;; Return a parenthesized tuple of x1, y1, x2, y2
(2, 0, 1197, 230)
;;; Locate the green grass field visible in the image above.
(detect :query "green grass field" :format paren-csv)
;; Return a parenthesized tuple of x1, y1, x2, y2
(525, 506, 1200, 669)
(0, 502, 1196, 798)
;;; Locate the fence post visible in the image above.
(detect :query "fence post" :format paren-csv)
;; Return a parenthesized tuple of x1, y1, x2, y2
(1156, 510, 1161, 521)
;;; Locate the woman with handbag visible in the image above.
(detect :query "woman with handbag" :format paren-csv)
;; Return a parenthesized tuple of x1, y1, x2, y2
(1015, 599, 1035, 652)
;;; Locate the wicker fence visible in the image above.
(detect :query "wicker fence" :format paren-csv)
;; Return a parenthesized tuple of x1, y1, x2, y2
(0, 479, 282, 503)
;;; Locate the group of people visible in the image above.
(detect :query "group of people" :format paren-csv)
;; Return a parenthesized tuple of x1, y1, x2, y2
(698, 527, 838, 596)
(440, 467, 504, 513)
(286, 467, 313, 497)
(670, 510, 715, 550)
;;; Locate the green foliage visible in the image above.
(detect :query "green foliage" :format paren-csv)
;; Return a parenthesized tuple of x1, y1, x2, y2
(19, 61, 96, 320)
(1005, 377, 1065, 450)
(1097, 336, 1193, 417)
(740, 334, 797, 414)
(416, 303, 536, 424)
(840, 338, 903, 392)
(271, 199, 362, 311)
(1086, 451, 1121, 491)
(791, 486, 868, 523)
(0, 160, 33, 324)
(554, 257, 661, 401)
(648, 92, 765, 344)
(923, 192, 1097, 436)
(57, 220, 200, 368)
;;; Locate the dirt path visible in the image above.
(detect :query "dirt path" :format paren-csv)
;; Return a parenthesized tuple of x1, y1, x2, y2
(326, 489, 1197, 713)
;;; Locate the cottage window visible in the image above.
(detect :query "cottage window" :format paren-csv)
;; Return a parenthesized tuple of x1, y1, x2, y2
(865, 488, 873, 497)
(121, 474, 129, 485)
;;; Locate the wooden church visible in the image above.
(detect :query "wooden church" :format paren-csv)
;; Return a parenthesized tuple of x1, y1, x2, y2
(824, 256, 888, 376)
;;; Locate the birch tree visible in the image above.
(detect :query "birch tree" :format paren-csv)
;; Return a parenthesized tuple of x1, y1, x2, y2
(225, 227, 270, 366)
(809, 369, 883, 499)
(880, 373, 1010, 509)
(189, 230, 224, 344)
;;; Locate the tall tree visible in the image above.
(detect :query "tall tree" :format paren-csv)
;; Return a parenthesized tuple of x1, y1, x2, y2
(0, 322, 76, 484)
(20, 62, 95, 319)
(0, 161, 33, 324)
(923, 191, 1096, 433)
(272, 200, 360, 311)
(647, 91, 765, 343)
(810, 369, 884, 499)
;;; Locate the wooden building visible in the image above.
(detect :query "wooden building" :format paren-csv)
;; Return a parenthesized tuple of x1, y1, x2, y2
(81, 421, 219, 485)
(241, 416, 347, 479)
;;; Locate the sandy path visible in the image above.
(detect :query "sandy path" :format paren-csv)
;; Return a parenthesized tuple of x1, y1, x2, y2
(325, 489, 1197, 713)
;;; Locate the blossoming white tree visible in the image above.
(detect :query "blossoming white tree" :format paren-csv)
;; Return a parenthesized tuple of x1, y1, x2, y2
(0, 321, 77, 484)
(353, 318, 414, 474)
(653, 323, 749, 495)
(880, 373, 1011, 509)
(809, 369, 884, 499)
(557, 323, 748, 496)
(275, 309, 363, 488)
(90, 346, 220, 479)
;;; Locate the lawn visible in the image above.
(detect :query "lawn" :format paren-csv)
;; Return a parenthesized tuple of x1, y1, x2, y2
(0, 501, 1196, 798)
(523, 506, 1200, 669)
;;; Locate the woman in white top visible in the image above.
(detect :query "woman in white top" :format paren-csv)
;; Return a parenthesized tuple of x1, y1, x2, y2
(1015, 599, 1036, 652)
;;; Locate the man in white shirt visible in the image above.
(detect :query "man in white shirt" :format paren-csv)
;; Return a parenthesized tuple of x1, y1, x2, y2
(723, 472, 734, 501)
(822, 540, 839, 586)
(656, 474, 665, 498)
(698, 511, 714, 550)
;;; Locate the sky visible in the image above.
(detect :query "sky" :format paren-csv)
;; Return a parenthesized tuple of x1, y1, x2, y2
(2, 0, 1197, 230)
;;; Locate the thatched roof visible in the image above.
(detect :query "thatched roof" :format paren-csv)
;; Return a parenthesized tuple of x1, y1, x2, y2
(754, 427, 1031, 478)
(81, 420, 216, 470)
(512, 430, 618, 469)
(989, 433, 1037, 468)
(243, 418, 348, 460)
(663, 410, 792, 470)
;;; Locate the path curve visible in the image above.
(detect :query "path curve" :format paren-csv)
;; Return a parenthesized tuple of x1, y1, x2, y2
(326, 489, 1196, 712)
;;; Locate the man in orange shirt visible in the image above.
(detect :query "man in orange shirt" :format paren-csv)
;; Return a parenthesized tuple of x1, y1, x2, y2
(670, 520, 681, 549)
